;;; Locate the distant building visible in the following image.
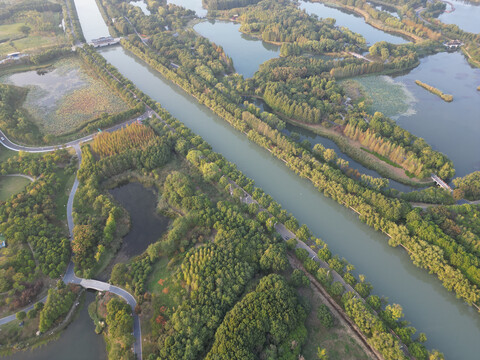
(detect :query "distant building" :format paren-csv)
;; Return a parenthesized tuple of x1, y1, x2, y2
(0, 234, 6, 249)
(6, 52, 20, 59)
(444, 40, 463, 50)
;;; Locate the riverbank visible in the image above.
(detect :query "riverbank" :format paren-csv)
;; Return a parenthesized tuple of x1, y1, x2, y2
(249, 95, 432, 187)
(307, 0, 422, 43)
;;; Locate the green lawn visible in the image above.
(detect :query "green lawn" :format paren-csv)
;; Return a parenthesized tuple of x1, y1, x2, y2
(0, 21, 66, 56)
(0, 176, 31, 201)
(146, 257, 178, 309)
(54, 168, 76, 222)
(0, 147, 17, 163)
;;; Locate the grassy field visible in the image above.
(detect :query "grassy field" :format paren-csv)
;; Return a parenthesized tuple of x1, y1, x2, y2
(0, 176, 31, 201)
(0, 17, 67, 56)
(1, 57, 130, 136)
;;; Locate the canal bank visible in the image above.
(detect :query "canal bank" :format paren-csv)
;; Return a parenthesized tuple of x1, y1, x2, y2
(70, 0, 480, 358)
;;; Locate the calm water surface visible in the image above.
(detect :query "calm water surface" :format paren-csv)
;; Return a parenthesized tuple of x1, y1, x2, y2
(70, 0, 480, 358)
(392, 52, 480, 177)
(194, 21, 280, 78)
(108, 182, 169, 259)
(438, 0, 480, 34)
(299, 0, 408, 45)
(4, 292, 106, 360)
(100, 44, 480, 359)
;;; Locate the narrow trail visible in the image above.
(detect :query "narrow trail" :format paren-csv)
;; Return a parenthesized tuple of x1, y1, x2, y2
(0, 128, 143, 360)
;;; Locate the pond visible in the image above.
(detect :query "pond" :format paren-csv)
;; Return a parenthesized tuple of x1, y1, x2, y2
(354, 51, 480, 178)
(193, 20, 280, 78)
(299, 0, 408, 45)
(438, 0, 480, 34)
(130, 0, 151, 15)
(102, 182, 170, 280)
(4, 292, 106, 360)
(168, 0, 207, 17)
(1, 57, 129, 136)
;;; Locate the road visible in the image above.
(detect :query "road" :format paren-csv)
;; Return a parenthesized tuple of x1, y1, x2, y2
(0, 115, 145, 360)
(0, 110, 152, 153)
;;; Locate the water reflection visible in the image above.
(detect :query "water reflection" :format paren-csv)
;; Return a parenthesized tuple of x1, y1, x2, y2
(194, 20, 280, 78)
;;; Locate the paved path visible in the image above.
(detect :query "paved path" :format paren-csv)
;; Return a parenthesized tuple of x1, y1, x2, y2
(0, 111, 152, 153)
(0, 119, 144, 359)
(2, 173, 35, 182)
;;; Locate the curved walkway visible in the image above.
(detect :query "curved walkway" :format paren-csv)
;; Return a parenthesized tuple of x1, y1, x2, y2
(0, 122, 143, 359)
(2, 173, 35, 182)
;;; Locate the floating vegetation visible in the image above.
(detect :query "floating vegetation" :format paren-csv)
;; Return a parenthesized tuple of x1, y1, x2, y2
(343, 75, 416, 118)
(1, 57, 128, 135)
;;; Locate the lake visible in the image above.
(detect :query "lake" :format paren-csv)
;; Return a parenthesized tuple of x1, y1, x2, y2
(438, 0, 480, 34)
(357, 51, 480, 178)
(299, 0, 409, 45)
(194, 20, 280, 78)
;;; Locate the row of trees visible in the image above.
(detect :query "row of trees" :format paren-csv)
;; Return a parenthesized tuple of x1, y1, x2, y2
(121, 22, 479, 309)
(38, 283, 77, 333)
(344, 111, 455, 179)
(452, 171, 480, 201)
(0, 151, 71, 300)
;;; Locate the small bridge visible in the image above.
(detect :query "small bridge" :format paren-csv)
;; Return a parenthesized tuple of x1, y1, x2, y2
(88, 36, 121, 48)
(431, 174, 452, 192)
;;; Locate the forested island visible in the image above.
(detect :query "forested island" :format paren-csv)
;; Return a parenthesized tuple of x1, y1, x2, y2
(0, 0, 479, 359)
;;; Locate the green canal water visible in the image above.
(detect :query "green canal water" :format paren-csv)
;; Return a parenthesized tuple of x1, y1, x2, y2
(31, 0, 480, 358)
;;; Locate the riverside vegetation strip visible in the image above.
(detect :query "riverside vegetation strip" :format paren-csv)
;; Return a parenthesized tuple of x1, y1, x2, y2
(414, 80, 453, 102)
(1, 0, 480, 358)
(1, 35, 438, 360)
(96, 0, 480, 315)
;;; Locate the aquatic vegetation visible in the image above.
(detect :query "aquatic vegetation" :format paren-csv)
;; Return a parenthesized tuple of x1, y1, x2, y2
(2, 57, 129, 135)
(345, 75, 416, 118)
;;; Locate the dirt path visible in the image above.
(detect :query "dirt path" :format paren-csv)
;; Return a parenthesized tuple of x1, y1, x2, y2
(288, 255, 384, 360)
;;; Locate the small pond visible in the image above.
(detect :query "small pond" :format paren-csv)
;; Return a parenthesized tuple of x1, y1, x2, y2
(194, 20, 280, 78)
(102, 182, 170, 279)
(168, 0, 207, 17)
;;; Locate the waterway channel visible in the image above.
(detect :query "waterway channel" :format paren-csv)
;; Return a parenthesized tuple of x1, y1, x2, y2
(71, 0, 480, 358)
